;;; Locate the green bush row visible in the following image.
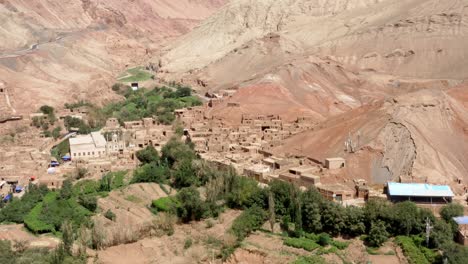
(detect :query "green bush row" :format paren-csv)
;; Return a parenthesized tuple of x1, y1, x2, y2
(283, 237, 320, 251)
(395, 236, 430, 264)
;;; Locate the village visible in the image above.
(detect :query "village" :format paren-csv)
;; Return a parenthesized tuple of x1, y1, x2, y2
(1, 84, 468, 249)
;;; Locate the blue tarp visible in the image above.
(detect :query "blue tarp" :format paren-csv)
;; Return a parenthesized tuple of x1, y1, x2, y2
(15, 186, 22, 192)
(50, 161, 60, 167)
(3, 194, 11, 202)
(453, 216, 468, 225)
(387, 182, 454, 197)
(62, 155, 71, 161)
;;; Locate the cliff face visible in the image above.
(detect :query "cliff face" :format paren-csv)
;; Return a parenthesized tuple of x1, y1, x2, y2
(0, 0, 226, 113)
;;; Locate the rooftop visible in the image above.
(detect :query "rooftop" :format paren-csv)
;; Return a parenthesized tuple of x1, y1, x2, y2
(453, 216, 468, 225)
(387, 182, 454, 197)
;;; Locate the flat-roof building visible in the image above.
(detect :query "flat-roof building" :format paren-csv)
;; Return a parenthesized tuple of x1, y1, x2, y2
(325, 157, 345, 169)
(70, 132, 107, 160)
(387, 182, 454, 203)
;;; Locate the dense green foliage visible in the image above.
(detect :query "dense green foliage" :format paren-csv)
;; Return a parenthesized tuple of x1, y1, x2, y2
(230, 206, 267, 241)
(63, 116, 91, 134)
(395, 236, 430, 264)
(367, 220, 390, 247)
(0, 184, 49, 223)
(103, 86, 201, 125)
(175, 187, 205, 223)
(51, 139, 70, 161)
(136, 145, 160, 164)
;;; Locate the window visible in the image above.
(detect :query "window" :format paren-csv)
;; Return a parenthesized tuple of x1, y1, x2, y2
(92, 152, 95, 155)
(87, 152, 90, 156)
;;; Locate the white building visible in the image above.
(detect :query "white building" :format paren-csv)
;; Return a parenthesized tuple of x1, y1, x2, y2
(70, 132, 107, 159)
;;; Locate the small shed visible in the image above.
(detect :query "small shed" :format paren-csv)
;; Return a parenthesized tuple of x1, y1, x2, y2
(325, 157, 345, 169)
(453, 216, 468, 246)
(131, 82, 139, 91)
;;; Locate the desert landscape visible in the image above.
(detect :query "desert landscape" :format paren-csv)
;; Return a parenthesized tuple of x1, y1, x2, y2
(1, 0, 468, 264)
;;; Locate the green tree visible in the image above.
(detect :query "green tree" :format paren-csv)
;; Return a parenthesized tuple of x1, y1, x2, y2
(176, 187, 204, 223)
(430, 219, 453, 248)
(131, 162, 169, 184)
(343, 206, 366, 237)
(321, 202, 346, 235)
(269, 180, 293, 217)
(301, 189, 323, 233)
(52, 127, 61, 139)
(173, 159, 199, 188)
(61, 220, 74, 256)
(230, 206, 267, 241)
(367, 220, 389, 247)
(440, 203, 464, 235)
(40, 105, 55, 115)
(60, 180, 73, 200)
(363, 198, 393, 231)
(441, 203, 464, 222)
(161, 138, 196, 166)
(135, 146, 159, 164)
(226, 176, 264, 209)
(442, 242, 468, 264)
(268, 191, 275, 232)
(392, 201, 421, 235)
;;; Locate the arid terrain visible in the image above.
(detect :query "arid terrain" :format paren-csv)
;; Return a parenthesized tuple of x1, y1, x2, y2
(0, 0, 226, 114)
(157, 0, 468, 185)
(1, 0, 468, 264)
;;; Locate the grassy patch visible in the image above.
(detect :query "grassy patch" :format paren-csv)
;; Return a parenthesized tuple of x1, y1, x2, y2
(283, 237, 320, 252)
(118, 67, 153, 82)
(125, 195, 142, 203)
(151, 197, 177, 213)
(292, 255, 326, 264)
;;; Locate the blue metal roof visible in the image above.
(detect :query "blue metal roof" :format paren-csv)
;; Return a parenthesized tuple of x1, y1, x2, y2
(453, 216, 468, 225)
(387, 182, 454, 197)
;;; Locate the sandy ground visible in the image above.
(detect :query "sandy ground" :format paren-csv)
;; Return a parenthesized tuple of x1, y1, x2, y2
(0, 224, 59, 249)
(97, 209, 242, 264)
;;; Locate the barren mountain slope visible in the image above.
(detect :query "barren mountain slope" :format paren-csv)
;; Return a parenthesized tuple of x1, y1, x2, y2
(0, 0, 226, 113)
(274, 86, 468, 189)
(161, 0, 468, 80)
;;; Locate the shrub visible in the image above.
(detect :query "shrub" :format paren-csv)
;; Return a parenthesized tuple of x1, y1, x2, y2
(283, 237, 320, 251)
(395, 236, 430, 264)
(104, 210, 116, 221)
(367, 220, 389, 247)
(184, 238, 192, 249)
(175, 187, 205, 223)
(230, 206, 267, 241)
(136, 146, 159, 164)
(152, 212, 176, 237)
(317, 233, 332, 246)
(0, 184, 49, 223)
(78, 195, 98, 212)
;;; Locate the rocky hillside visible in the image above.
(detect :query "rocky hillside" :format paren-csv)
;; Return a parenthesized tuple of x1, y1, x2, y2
(0, 0, 226, 113)
(158, 0, 468, 185)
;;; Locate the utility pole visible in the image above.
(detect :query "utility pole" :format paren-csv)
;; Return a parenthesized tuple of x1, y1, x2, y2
(425, 217, 433, 247)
